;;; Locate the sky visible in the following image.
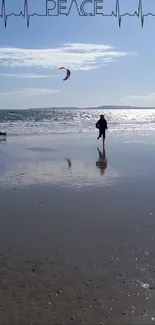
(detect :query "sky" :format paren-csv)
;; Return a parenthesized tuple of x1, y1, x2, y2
(0, 0, 155, 109)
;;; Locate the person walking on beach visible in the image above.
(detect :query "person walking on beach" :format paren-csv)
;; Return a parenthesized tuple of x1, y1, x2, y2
(96, 115, 108, 141)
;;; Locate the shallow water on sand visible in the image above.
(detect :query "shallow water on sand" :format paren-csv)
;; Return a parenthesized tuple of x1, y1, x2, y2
(1, 131, 155, 188)
(1, 131, 155, 324)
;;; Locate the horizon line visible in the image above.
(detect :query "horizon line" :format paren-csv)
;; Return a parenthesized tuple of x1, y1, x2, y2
(0, 105, 155, 110)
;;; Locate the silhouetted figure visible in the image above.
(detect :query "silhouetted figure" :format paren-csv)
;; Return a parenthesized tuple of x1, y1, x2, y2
(96, 147, 107, 176)
(0, 131, 7, 142)
(65, 158, 72, 169)
(0, 132, 6, 136)
(96, 115, 108, 142)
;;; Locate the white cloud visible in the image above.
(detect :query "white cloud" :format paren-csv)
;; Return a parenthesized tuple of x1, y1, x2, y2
(0, 73, 58, 79)
(63, 43, 113, 51)
(121, 92, 155, 107)
(0, 88, 60, 109)
(0, 43, 135, 71)
(0, 88, 59, 98)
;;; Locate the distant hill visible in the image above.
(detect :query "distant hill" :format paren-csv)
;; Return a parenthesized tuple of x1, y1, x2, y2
(4, 105, 154, 111)
(50, 105, 155, 110)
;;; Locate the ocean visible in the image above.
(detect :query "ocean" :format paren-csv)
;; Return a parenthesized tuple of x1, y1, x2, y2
(0, 108, 155, 136)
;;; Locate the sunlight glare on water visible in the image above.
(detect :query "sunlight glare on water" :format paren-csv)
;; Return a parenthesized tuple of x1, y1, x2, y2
(0, 108, 155, 136)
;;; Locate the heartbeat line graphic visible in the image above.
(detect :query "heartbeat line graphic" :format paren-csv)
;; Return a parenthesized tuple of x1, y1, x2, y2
(0, 0, 155, 27)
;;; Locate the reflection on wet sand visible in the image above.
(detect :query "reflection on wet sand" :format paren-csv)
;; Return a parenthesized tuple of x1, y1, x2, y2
(65, 149, 108, 177)
(96, 147, 108, 176)
(0, 135, 123, 188)
(65, 158, 72, 169)
(0, 137, 7, 143)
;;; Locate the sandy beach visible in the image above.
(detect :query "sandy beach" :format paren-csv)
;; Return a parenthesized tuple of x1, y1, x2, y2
(1, 132, 155, 324)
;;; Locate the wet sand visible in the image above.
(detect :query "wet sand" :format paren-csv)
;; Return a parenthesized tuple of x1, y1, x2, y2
(1, 133, 155, 324)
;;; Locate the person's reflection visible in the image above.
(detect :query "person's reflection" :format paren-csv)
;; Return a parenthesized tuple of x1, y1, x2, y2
(0, 137, 6, 143)
(96, 147, 107, 176)
(65, 158, 72, 169)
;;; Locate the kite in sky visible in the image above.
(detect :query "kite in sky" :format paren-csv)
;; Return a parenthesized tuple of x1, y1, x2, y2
(58, 67, 71, 81)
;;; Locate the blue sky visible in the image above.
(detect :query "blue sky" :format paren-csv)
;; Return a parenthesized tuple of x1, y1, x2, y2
(0, 0, 155, 109)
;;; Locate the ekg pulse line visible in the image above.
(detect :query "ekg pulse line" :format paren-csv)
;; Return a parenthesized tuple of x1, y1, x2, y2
(0, 0, 155, 27)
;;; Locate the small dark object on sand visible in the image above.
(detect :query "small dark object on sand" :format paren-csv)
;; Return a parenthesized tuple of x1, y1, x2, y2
(0, 132, 6, 136)
(122, 312, 127, 316)
(56, 289, 64, 296)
